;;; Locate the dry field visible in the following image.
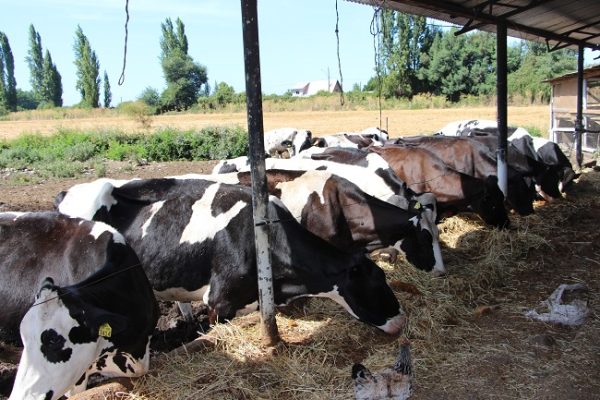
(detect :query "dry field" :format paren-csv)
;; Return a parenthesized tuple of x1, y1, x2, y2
(0, 105, 549, 140)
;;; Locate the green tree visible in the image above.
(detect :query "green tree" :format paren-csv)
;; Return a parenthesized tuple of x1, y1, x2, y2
(0, 54, 6, 113)
(26, 25, 44, 101)
(376, 11, 439, 98)
(73, 25, 100, 108)
(103, 70, 112, 108)
(0, 32, 17, 111)
(424, 30, 499, 101)
(40, 49, 63, 107)
(213, 82, 235, 106)
(16, 89, 39, 110)
(139, 86, 161, 106)
(509, 41, 576, 103)
(159, 17, 207, 111)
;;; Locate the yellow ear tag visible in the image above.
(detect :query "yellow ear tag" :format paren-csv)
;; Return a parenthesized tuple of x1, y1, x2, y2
(413, 202, 421, 210)
(98, 323, 112, 338)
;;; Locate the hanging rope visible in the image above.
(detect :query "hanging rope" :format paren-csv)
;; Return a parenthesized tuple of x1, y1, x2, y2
(118, 0, 130, 86)
(370, 2, 385, 128)
(335, 0, 345, 106)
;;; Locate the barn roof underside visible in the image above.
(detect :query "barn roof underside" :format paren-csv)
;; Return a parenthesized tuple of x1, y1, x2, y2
(347, 0, 600, 51)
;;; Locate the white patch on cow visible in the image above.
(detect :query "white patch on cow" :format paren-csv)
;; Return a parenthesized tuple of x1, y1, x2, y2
(263, 158, 397, 202)
(11, 290, 103, 400)
(531, 135, 549, 152)
(58, 179, 125, 220)
(86, 220, 126, 244)
(509, 127, 531, 140)
(365, 153, 391, 169)
(377, 314, 407, 335)
(141, 201, 165, 238)
(275, 170, 331, 220)
(211, 156, 249, 174)
(408, 215, 419, 227)
(154, 285, 210, 302)
(179, 183, 247, 245)
(309, 285, 359, 319)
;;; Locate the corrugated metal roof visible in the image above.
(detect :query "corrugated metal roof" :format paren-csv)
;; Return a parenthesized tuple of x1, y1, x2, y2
(545, 64, 600, 83)
(346, 0, 600, 51)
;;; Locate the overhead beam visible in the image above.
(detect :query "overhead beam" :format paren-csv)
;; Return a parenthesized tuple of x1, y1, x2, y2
(455, 0, 553, 36)
(378, 0, 599, 49)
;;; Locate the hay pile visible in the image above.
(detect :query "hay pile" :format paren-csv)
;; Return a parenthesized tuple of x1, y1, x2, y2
(125, 169, 599, 400)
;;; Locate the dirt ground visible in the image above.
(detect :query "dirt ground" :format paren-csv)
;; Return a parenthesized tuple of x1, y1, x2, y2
(0, 159, 599, 399)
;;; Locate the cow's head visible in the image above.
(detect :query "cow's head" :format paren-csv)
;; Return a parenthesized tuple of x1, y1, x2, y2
(10, 278, 128, 400)
(331, 254, 406, 335)
(398, 195, 445, 275)
(505, 174, 536, 215)
(475, 176, 510, 229)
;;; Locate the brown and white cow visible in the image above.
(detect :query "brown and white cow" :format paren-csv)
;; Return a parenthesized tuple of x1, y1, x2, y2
(392, 136, 537, 215)
(172, 169, 445, 275)
(367, 145, 510, 228)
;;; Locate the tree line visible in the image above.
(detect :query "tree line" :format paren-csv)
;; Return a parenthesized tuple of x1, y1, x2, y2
(364, 11, 577, 103)
(0, 13, 581, 116)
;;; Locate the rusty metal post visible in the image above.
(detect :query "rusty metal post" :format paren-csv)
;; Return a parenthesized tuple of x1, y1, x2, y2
(240, 0, 280, 346)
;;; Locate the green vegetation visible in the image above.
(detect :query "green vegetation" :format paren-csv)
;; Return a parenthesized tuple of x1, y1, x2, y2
(0, 31, 17, 113)
(0, 127, 248, 180)
(159, 17, 208, 112)
(73, 25, 101, 108)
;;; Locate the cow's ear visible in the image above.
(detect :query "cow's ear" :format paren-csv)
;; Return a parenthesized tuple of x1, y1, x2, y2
(81, 304, 129, 338)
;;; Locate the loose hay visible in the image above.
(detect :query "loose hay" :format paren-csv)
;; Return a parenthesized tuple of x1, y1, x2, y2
(125, 169, 600, 400)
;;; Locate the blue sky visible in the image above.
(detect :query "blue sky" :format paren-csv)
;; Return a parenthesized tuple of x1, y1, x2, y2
(2, 0, 599, 106)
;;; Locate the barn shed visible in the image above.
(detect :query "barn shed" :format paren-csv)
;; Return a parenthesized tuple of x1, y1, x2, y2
(546, 65, 600, 153)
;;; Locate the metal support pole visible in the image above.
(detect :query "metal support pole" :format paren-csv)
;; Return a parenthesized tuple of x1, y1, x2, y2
(240, 0, 280, 346)
(575, 45, 584, 169)
(496, 21, 508, 197)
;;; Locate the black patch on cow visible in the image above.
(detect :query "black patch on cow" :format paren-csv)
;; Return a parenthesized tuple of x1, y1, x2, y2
(95, 353, 108, 371)
(113, 352, 134, 374)
(75, 372, 87, 386)
(40, 329, 72, 363)
(69, 325, 95, 344)
(44, 390, 54, 400)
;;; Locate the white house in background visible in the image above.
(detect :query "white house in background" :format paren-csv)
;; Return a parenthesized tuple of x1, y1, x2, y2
(289, 80, 343, 97)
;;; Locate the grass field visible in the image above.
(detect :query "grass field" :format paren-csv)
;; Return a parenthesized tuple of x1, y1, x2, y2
(0, 105, 549, 140)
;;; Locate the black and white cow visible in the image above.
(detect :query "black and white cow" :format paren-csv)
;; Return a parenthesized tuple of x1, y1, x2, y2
(56, 179, 406, 334)
(170, 169, 445, 275)
(307, 127, 389, 151)
(1, 212, 158, 400)
(436, 119, 523, 137)
(509, 129, 578, 192)
(264, 127, 313, 158)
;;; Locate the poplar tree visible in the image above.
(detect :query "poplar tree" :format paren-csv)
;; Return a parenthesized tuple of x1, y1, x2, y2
(41, 49, 63, 107)
(103, 70, 112, 108)
(26, 25, 44, 100)
(73, 25, 100, 108)
(0, 32, 17, 111)
(159, 17, 207, 111)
